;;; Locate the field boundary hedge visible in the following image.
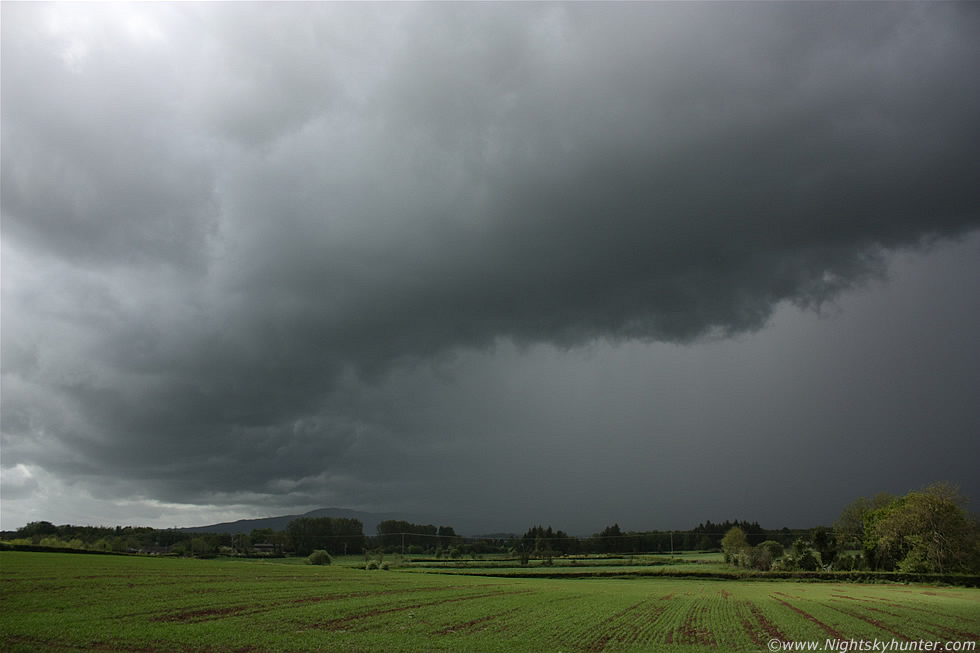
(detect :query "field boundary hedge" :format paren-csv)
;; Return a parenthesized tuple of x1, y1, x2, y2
(0, 543, 131, 556)
(428, 567, 980, 586)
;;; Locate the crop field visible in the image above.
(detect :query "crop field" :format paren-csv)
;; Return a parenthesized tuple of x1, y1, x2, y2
(2, 552, 978, 652)
(398, 552, 734, 577)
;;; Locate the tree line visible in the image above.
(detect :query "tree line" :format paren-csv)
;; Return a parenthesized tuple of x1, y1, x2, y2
(4, 482, 976, 573)
(0, 517, 463, 558)
(510, 521, 806, 559)
(719, 483, 980, 574)
(0, 517, 801, 559)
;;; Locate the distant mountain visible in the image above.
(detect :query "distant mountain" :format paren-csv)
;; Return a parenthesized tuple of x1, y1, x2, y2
(471, 532, 520, 540)
(179, 508, 448, 536)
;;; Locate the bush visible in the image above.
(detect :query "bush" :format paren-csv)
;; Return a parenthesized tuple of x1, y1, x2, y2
(39, 537, 67, 549)
(307, 550, 332, 566)
(365, 560, 379, 570)
(758, 540, 785, 561)
(834, 553, 860, 571)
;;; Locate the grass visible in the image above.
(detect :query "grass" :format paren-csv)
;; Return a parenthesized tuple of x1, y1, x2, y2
(400, 553, 735, 577)
(2, 551, 978, 652)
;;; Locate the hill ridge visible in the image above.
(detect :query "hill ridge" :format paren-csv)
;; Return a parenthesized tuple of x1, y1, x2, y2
(179, 507, 448, 536)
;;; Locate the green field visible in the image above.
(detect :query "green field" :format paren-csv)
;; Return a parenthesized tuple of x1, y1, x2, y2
(397, 551, 734, 577)
(2, 552, 978, 652)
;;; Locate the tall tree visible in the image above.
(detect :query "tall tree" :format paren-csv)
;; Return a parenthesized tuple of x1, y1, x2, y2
(287, 517, 364, 556)
(811, 526, 839, 568)
(835, 492, 894, 549)
(863, 483, 980, 573)
(720, 526, 748, 564)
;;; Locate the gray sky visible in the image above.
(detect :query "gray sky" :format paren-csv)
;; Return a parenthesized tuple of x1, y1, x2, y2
(2, 2, 978, 535)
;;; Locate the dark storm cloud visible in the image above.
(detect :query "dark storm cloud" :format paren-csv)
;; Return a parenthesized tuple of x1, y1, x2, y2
(2, 2, 979, 528)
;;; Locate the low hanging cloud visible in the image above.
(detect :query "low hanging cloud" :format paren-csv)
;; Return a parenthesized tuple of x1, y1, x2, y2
(2, 2, 978, 525)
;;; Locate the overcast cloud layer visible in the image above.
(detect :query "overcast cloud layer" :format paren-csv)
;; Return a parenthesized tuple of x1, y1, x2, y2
(2, 3, 979, 534)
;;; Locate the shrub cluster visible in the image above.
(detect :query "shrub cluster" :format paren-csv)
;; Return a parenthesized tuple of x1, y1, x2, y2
(306, 550, 332, 566)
